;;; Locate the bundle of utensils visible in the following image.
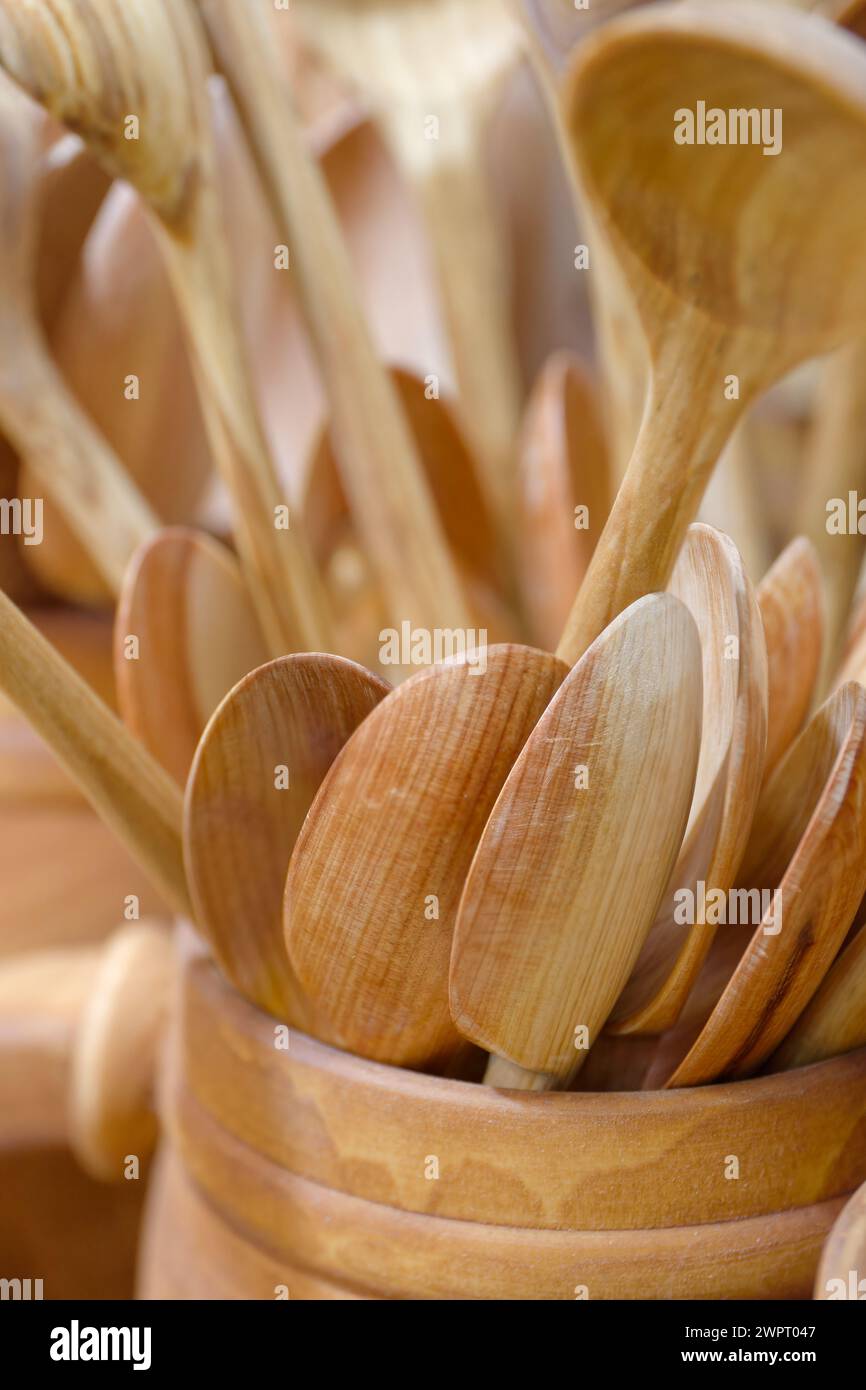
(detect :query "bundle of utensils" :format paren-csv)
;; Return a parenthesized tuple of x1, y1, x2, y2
(3, 0, 866, 1100)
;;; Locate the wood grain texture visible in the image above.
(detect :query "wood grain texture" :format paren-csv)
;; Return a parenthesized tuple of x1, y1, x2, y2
(666, 683, 866, 1085)
(186, 653, 389, 1026)
(555, 3, 866, 664)
(70, 919, 173, 1181)
(609, 526, 767, 1034)
(0, 73, 159, 601)
(285, 645, 567, 1070)
(0, 0, 333, 654)
(170, 1069, 847, 1299)
(451, 594, 701, 1086)
(199, 0, 472, 636)
(814, 1178, 866, 1298)
(114, 528, 269, 785)
(289, 0, 523, 538)
(771, 921, 866, 1070)
(757, 536, 824, 781)
(0, 591, 190, 916)
(516, 351, 611, 650)
(175, 949, 866, 1231)
(138, 1147, 369, 1301)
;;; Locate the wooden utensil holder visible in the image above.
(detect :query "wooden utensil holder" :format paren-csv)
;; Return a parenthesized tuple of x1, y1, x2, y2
(138, 941, 866, 1300)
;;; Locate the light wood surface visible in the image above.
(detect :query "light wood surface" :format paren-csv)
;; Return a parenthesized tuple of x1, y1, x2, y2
(290, 0, 524, 537)
(797, 340, 866, 685)
(138, 1146, 369, 1300)
(756, 537, 824, 781)
(515, 351, 611, 650)
(609, 526, 767, 1034)
(173, 950, 866, 1230)
(69, 920, 173, 1181)
(185, 653, 389, 1025)
(0, 72, 159, 601)
(36, 180, 212, 603)
(0, 0, 333, 655)
(555, 3, 866, 665)
(170, 1065, 848, 1299)
(34, 132, 111, 327)
(814, 1177, 866, 1298)
(199, 0, 471, 637)
(0, 946, 100, 1147)
(114, 528, 268, 784)
(303, 366, 511, 656)
(666, 682, 866, 1085)
(0, 591, 190, 916)
(285, 645, 566, 1070)
(451, 595, 702, 1087)
(771, 921, 866, 1070)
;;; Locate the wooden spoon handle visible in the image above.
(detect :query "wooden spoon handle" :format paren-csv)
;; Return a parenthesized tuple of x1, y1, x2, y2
(158, 190, 334, 658)
(0, 590, 190, 916)
(198, 0, 471, 636)
(556, 347, 740, 664)
(402, 112, 523, 535)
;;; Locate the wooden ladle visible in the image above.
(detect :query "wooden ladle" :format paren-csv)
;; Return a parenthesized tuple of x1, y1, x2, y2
(556, 2, 866, 664)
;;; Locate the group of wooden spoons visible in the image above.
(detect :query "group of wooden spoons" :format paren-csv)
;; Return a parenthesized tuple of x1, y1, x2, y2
(2, 0, 866, 1105)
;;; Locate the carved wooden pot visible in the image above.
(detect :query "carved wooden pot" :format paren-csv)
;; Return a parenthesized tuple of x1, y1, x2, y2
(138, 948, 866, 1300)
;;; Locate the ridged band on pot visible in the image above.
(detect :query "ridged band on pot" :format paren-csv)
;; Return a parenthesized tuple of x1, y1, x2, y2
(137, 1149, 368, 1301)
(174, 953, 866, 1232)
(162, 1085, 844, 1300)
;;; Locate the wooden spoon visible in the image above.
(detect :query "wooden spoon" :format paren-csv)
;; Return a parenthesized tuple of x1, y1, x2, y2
(607, 525, 767, 1036)
(0, 589, 190, 918)
(0, 0, 333, 654)
(555, 2, 866, 665)
(756, 536, 824, 781)
(515, 351, 611, 650)
(770, 919, 866, 1069)
(114, 528, 269, 785)
(0, 71, 159, 602)
(284, 644, 566, 1071)
(32, 179, 213, 605)
(185, 653, 389, 1024)
(814, 1179, 866, 1299)
(198, 0, 472, 634)
(665, 682, 866, 1086)
(450, 593, 702, 1091)
(288, 0, 524, 535)
(34, 132, 112, 328)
